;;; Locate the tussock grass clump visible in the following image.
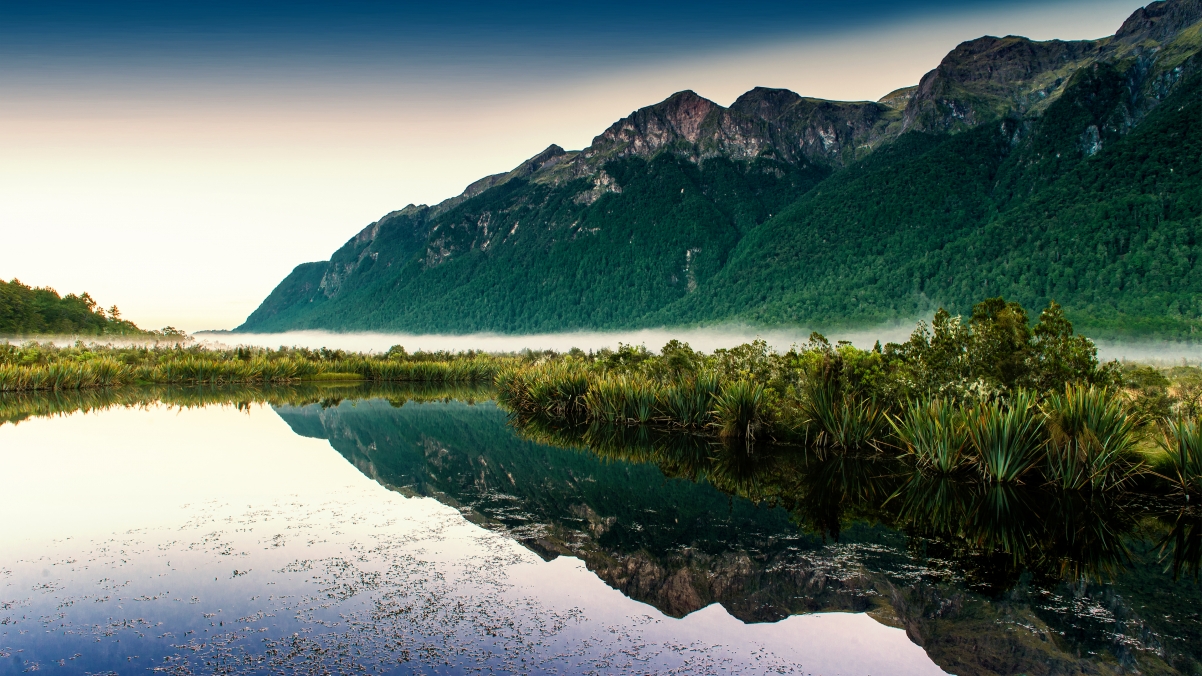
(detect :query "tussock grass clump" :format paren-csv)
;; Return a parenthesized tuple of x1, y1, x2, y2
(659, 374, 720, 428)
(966, 391, 1046, 483)
(1042, 384, 1142, 491)
(1159, 417, 1202, 500)
(801, 380, 889, 451)
(712, 380, 766, 438)
(584, 374, 658, 424)
(893, 398, 971, 474)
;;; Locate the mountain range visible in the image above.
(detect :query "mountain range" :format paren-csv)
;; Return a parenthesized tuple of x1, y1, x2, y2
(239, 0, 1202, 339)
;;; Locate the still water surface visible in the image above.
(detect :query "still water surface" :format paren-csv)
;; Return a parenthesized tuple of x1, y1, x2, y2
(1, 386, 1199, 675)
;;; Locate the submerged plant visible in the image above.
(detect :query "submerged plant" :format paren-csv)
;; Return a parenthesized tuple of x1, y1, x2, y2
(965, 391, 1045, 483)
(1042, 384, 1142, 491)
(1158, 417, 1202, 500)
(892, 398, 971, 474)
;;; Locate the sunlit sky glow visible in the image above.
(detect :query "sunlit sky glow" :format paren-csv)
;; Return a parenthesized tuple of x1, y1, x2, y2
(0, 0, 1144, 331)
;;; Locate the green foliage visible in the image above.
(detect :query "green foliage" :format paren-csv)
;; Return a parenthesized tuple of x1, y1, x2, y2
(711, 379, 766, 438)
(965, 391, 1046, 483)
(659, 373, 719, 427)
(798, 363, 889, 451)
(0, 342, 508, 392)
(0, 279, 152, 336)
(1123, 364, 1174, 421)
(1158, 417, 1202, 499)
(888, 297, 1111, 400)
(892, 398, 971, 474)
(1042, 384, 1142, 491)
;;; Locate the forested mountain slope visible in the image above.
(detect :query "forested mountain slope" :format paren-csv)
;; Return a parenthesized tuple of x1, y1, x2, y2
(240, 0, 1202, 338)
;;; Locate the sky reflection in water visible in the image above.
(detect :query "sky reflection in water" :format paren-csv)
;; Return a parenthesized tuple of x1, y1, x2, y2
(0, 401, 943, 675)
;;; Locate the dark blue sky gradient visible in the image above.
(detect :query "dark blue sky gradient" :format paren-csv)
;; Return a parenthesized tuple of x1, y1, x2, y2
(3, 0, 1076, 65)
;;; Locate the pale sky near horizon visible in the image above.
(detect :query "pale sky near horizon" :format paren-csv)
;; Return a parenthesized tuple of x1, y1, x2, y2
(1, 0, 1146, 331)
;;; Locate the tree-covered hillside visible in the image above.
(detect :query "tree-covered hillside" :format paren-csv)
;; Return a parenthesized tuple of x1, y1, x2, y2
(666, 58, 1202, 338)
(0, 279, 152, 336)
(243, 154, 828, 333)
(238, 0, 1202, 339)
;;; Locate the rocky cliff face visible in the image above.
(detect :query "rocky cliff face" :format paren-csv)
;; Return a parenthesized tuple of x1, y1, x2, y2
(900, 0, 1202, 134)
(567, 88, 893, 171)
(901, 36, 1106, 133)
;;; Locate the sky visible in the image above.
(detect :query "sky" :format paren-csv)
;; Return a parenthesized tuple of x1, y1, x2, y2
(0, 0, 1148, 331)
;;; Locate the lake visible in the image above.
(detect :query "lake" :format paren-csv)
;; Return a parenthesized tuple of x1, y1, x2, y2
(1, 384, 1199, 675)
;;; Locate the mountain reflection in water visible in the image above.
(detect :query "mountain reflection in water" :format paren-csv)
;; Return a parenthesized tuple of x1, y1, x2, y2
(1, 384, 1200, 675)
(274, 392, 1202, 676)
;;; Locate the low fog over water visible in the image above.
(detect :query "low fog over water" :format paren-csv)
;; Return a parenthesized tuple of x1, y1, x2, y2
(196, 325, 920, 355)
(10, 324, 1202, 365)
(199, 327, 1202, 365)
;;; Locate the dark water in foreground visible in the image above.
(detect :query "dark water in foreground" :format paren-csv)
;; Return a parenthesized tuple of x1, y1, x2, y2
(1, 386, 1199, 675)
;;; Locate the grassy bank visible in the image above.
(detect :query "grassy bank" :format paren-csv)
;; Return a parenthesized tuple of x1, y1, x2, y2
(0, 380, 496, 426)
(0, 342, 511, 391)
(496, 299, 1202, 496)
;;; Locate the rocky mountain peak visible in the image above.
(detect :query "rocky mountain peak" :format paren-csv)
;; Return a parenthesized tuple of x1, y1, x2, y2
(588, 90, 721, 159)
(901, 35, 1105, 132)
(1115, 0, 1202, 46)
(729, 87, 805, 122)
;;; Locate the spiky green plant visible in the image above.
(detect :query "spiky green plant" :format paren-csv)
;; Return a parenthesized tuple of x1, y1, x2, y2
(712, 379, 765, 438)
(801, 379, 889, 451)
(892, 398, 971, 474)
(581, 374, 656, 424)
(659, 373, 719, 427)
(965, 391, 1045, 483)
(1158, 417, 1202, 499)
(1042, 384, 1142, 491)
(629, 377, 657, 424)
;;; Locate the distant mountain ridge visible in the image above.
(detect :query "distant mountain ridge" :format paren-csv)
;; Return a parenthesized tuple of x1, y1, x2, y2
(240, 0, 1202, 338)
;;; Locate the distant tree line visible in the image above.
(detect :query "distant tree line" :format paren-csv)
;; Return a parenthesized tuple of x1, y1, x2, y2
(0, 278, 158, 336)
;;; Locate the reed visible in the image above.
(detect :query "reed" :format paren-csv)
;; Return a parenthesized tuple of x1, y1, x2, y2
(965, 391, 1045, 483)
(349, 357, 500, 383)
(1158, 417, 1202, 499)
(892, 398, 971, 474)
(1042, 384, 1142, 491)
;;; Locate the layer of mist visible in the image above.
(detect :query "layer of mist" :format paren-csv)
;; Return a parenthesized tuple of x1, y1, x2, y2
(11, 327, 1202, 365)
(0, 335, 192, 349)
(1093, 340, 1202, 366)
(199, 324, 921, 354)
